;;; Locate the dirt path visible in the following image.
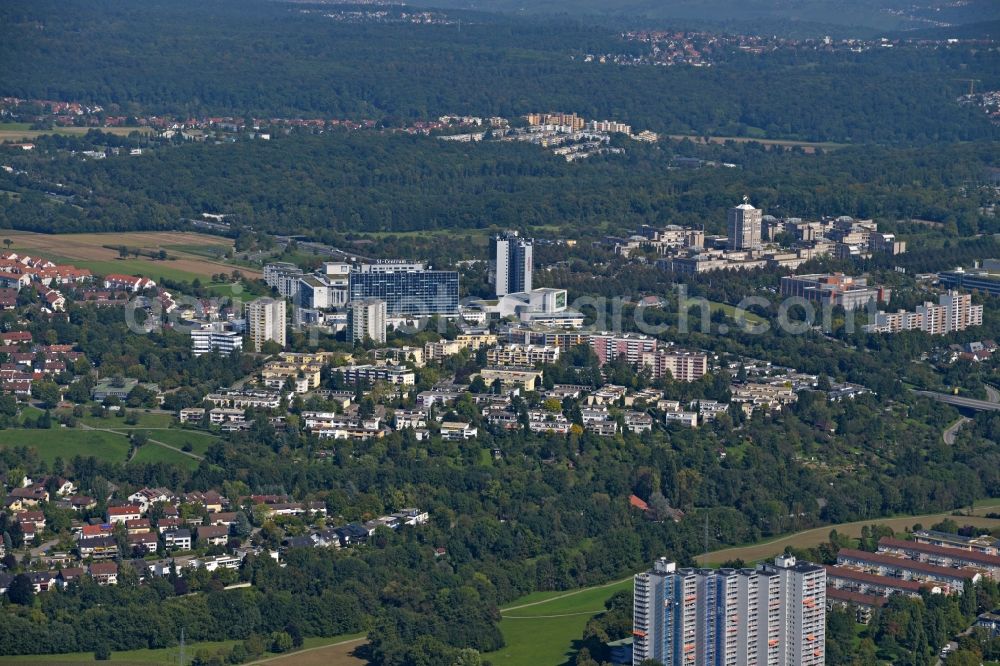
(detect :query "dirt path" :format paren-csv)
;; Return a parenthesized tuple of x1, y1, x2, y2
(697, 506, 1000, 566)
(244, 637, 367, 666)
(500, 576, 633, 613)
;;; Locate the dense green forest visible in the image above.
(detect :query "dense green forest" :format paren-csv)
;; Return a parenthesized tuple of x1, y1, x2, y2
(1, 0, 998, 142)
(412, 0, 1000, 34)
(2, 131, 998, 238)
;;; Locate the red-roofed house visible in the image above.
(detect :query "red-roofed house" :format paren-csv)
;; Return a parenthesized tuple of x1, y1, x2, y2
(0, 331, 32, 345)
(107, 505, 142, 523)
(629, 494, 649, 511)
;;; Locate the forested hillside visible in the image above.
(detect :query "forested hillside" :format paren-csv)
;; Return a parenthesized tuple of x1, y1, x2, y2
(2, 131, 997, 237)
(1, 0, 998, 142)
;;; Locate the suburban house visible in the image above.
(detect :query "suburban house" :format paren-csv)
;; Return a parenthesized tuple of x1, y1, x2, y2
(89, 562, 119, 586)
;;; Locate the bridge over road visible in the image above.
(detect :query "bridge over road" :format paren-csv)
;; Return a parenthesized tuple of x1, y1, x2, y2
(914, 390, 1000, 412)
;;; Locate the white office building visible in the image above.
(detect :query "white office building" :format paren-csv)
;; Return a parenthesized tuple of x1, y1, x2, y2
(190, 322, 243, 356)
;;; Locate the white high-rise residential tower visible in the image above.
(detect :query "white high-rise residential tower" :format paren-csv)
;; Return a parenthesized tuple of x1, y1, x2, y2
(494, 230, 533, 297)
(246, 297, 286, 350)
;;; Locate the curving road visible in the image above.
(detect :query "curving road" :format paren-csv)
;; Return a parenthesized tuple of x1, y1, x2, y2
(942, 417, 971, 445)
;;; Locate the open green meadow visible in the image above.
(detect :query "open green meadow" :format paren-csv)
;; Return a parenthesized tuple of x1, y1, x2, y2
(3, 411, 214, 468)
(0, 428, 130, 464)
(130, 443, 200, 469)
(128, 428, 217, 456)
(488, 578, 633, 666)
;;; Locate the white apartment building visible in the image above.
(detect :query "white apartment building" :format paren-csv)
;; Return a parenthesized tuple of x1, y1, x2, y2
(486, 344, 560, 366)
(866, 290, 983, 335)
(347, 298, 387, 344)
(246, 298, 286, 349)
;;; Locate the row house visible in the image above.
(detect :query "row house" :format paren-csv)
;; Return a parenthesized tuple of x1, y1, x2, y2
(527, 411, 571, 434)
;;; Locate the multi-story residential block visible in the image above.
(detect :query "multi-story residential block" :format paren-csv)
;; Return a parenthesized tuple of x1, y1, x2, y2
(639, 350, 708, 382)
(478, 367, 544, 392)
(877, 536, 1000, 580)
(423, 333, 498, 361)
(347, 298, 387, 344)
(486, 344, 560, 366)
(190, 322, 243, 356)
(494, 230, 533, 297)
(589, 333, 658, 366)
(836, 548, 980, 594)
(865, 290, 983, 334)
(633, 555, 825, 666)
(205, 390, 281, 409)
(246, 297, 286, 349)
(263, 262, 304, 298)
(912, 529, 998, 555)
(337, 364, 415, 386)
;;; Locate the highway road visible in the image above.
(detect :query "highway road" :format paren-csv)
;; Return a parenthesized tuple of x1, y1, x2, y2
(915, 390, 1000, 412)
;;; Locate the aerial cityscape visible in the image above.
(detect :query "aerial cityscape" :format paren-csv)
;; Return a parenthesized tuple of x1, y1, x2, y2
(1, 0, 1000, 665)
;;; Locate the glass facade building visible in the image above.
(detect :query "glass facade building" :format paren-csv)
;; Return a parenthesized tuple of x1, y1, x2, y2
(349, 269, 459, 316)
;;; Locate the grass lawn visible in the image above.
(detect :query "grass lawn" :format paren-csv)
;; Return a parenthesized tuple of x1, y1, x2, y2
(488, 578, 632, 666)
(128, 428, 217, 456)
(0, 427, 130, 464)
(130, 444, 201, 470)
(0, 635, 365, 665)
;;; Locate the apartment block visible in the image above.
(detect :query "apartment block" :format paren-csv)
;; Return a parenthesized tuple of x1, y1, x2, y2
(633, 555, 825, 666)
(486, 344, 560, 366)
(865, 290, 983, 335)
(589, 333, 658, 366)
(639, 350, 708, 382)
(347, 298, 387, 344)
(246, 298, 286, 349)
